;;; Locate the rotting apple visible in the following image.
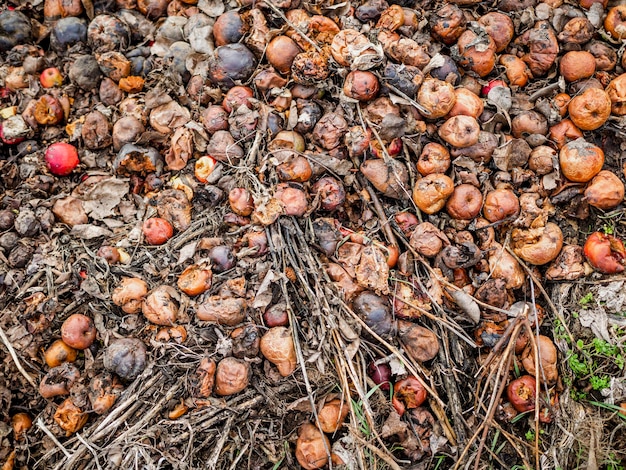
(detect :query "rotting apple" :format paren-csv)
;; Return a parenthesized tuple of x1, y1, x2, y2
(392, 376, 428, 416)
(142, 218, 174, 245)
(61, 313, 96, 350)
(506, 375, 536, 413)
(584, 232, 626, 274)
(367, 361, 391, 391)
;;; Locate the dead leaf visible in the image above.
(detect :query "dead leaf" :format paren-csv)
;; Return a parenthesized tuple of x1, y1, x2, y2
(71, 224, 114, 239)
(595, 281, 626, 313)
(355, 246, 389, 294)
(252, 270, 277, 310)
(81, 277, 107, 300)
(492, 139, 531, 172)
(80, 178, 128, 220)
(487, 86, 512, 112)
(198, 0, 225, 17)
(579, 309, 612, 343)
(388, 356, 407, 376)
(177, 241, 198, 265)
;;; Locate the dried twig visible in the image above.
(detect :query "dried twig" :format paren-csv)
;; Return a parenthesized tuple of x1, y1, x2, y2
(207, 415, 234, 469)
(0, 323, 37, 389)
(36, 418, 72, 459)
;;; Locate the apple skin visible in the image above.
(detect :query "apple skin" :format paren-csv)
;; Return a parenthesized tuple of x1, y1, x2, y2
(45, 143, 79, 176)
(40, 67, 63, 88)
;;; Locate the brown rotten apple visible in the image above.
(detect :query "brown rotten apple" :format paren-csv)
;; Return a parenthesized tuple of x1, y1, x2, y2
(417, 142, 450, 176)
(483, 188, 520, 222)
(559, 138, 604, 183)
(607, 73, 626, 115)
(142, 286, 178, 325)
(260, 326, 297, 377)
(417, 78, 456, 119)
(447, 87, 484, 119)
(584, 170, 625, 210)
(438, 115, 480, 148)
(44, 340, 78, 368)
(318, 398, 349, 434)
(214, 357, 250, 396)
(177, 263, 212, 296)
(112, 277, 148, 314)
(521, 335, 558, 384)
(343, 70, 379, 101)
(568, 88, 611, 131)
(446, 184, 483, 220)
(559, 51, 596, 82)
(511, 223, 563, 265)
(412, 174, 454, 214)
(295, 423, 330, 470)
(456, 27, 497, 77)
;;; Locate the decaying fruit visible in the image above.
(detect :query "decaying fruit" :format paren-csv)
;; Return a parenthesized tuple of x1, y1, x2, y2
(44, 339, 78, 368)
(506, 375, 536, 413)
(177, 263, 212, 296)
(112, 277, 148, 314)
(214, 357, 250, 396)
(559, 139, 605, 183)
(54, 398, 88, 436)
(521, 335, 558, 385)
(142, 286, 178, 325)
(584, 170, 625, 210)
(392, 376, 428, 416)
(103, 338, 147, 381)
(511, 223, 564, 265)
(295, 423, 330, 470)
(61, 314, 96, 350)
(260, 326, 297, 377)
(318, 398, 349, 434)
(412, 174, 455, 215)
(584, 232, 626, 274)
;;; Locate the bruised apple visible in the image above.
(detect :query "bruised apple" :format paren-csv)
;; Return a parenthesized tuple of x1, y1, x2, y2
(584, 232, 626, 274)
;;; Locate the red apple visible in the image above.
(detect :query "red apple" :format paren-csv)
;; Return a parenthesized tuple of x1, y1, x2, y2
(506, 375, 536, 413)
(40, 67, 63, 88)
(584, 232, 626, 274)
(45, 143, 79, 176)
(481, 79, 507, 97)
(143, 218, 174, 245)
(0, 122, 24, 145)
(392, 376, 428, 416)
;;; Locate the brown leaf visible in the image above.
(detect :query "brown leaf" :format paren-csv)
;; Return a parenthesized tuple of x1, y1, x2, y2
(355, 246, 389, 294)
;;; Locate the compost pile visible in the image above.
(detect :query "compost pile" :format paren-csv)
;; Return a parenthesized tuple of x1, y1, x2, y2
(2, 0, 626, 467)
